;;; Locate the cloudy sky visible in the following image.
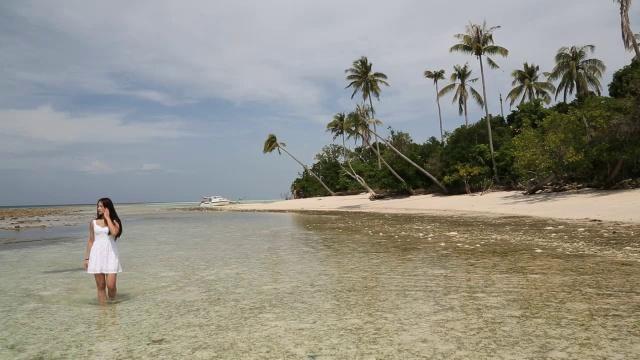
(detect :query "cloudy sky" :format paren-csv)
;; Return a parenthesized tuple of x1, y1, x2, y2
(0, 0, 636, 205)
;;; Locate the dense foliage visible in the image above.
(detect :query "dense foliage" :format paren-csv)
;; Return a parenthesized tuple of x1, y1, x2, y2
(290, 61, 640, 198)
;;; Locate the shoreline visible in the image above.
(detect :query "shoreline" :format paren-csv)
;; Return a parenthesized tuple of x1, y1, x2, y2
(2, 188, 639, 230)
(219, 188, 640, 224)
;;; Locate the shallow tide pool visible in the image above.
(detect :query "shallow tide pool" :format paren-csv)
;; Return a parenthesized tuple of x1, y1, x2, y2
(1, 208, 639, 359)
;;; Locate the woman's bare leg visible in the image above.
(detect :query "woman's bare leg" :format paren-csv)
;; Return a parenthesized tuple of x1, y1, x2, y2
(94, 274, 107, 305)
(106, 273, 117, 300)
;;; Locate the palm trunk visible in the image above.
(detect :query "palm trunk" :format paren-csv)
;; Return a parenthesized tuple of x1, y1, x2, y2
(367, 136, 412, 191)
(631, 32, 640, 61)
(280, 147, 335, 196)
(369, 128, 448, 194)
(623, 8, 640, 60)
(369, 96, 382, 170)
(343, 163, 377, 197)
(463, 94, 469, 128)
(478, 56, 499, 183)
(341, 133, 347, 162)
(341, 135, 377, 197)
(435, 81, 444, 142)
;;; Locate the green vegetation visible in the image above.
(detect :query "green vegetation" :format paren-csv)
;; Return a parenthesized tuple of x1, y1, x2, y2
(268, 13, 640, 199)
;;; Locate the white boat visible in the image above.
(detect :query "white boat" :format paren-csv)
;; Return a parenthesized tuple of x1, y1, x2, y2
(199, 196, 231, 207)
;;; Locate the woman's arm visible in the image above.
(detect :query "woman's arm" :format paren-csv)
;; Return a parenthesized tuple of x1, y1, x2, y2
(84, 221, 94, 269)
(103, 207, 120, 238)
(105, 217, 120, 238)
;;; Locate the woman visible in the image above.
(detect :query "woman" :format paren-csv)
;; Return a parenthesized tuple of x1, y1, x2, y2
(84, 198, 123, 304)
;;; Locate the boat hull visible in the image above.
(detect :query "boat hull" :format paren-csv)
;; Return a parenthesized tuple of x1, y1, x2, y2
(199, 201, 230, 207)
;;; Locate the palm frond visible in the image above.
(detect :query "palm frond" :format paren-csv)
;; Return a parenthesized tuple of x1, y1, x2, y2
(469, 86, 485, 107)
(485, 56, 501, 69)
(263, 134, 281, 155)
(548, 44, 605, 101)
(438, 83, 456, 97)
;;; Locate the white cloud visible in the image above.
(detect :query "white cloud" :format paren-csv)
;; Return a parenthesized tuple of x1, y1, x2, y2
(79, 161, 164, 174)
(82, 160, 113, 174)
(0, 105, 191, 144)
(1, 0, 629, 121)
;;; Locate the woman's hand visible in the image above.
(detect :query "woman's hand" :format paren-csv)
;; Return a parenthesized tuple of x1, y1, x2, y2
(103, 207, 110, 220)
(84, 259, 89, 269)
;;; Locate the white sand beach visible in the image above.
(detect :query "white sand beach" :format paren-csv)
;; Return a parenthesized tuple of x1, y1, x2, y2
(227, 188, 640, 224)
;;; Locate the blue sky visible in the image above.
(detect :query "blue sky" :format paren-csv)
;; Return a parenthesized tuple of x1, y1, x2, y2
(1, 0, 637, 205)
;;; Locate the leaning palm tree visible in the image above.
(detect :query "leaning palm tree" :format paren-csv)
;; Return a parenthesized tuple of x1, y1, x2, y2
(345, 56, 390, 169)
(354, 104, 448, 194)
(368, 126, 449, 194)
(423, 69, 446, 142)
(346, 104, 411, 189)
(326, 112, 379, 197)
(614, 0, 640, 60)
(263, 134, 335, 196)
(506, 62, 556, 107)
(547, 45, 606, 102)
(438, 64, 484, 127)
(450, 21, 508, 182)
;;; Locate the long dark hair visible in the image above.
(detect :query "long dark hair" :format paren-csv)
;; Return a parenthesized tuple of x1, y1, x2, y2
(96, 197, 123, 239)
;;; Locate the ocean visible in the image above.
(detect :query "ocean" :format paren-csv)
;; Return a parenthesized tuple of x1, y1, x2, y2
(1, 204, 639, 359)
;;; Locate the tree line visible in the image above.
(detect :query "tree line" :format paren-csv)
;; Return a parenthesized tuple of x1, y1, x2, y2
(265, 2, 640, 199)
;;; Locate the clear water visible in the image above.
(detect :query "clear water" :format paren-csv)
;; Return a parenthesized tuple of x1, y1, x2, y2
(1, 207, 639, 359)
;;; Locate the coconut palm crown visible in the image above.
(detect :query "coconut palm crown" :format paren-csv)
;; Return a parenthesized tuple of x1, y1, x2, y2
(345, 56, 390, 114)
(450, 21, 509, 70)
(263, 134, 284, 155)
(326, 112, 348, 142)
(438, 63, 484, 127)
(506, 62, 556, 107)
(547, 45, 606, 102)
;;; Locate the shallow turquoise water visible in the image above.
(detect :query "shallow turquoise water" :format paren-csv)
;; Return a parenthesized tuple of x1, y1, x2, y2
(1, 207, 639, 359)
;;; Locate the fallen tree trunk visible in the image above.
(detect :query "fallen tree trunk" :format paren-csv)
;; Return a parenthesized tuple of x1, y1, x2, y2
(526, 174, 556, 195)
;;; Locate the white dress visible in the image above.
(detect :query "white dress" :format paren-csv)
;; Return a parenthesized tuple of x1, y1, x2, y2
(87, 220, 122, 274)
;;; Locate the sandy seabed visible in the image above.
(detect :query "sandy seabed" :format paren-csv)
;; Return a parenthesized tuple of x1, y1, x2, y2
(0, 207, 92, 230)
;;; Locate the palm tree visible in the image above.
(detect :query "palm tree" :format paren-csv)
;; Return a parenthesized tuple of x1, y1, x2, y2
(450, 21, 508, 182)
(354, 104, 448, 194)
(506, 62, 556, 107)
(263, 134, 335, 196)
(438, 64, 484, 127)
(345, 56, 390, 169)
(614, 0, 640, 60)
(326, 112, 380, 197)
(345, 104, 411, 189)
(326, 112, 348, 149)
(368, 125, 449, 194)
(423, 69, 446, 142)
(547, 45, 606, 102)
